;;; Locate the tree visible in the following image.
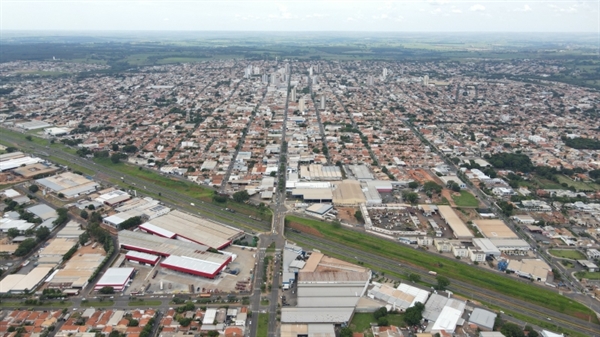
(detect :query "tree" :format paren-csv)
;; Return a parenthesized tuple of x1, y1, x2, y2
(524, 325, 539, 337)
(111, 144, 119, 151)
(377, 317, 389, 326)
(232, 190, 250, 203)
(28, 185, 39, 193)
(35, 226, 51, 241)
(500, 322, 525, 337)
(403, 191, 419, 204)
(435, 275, 450, 290)
(354, 210, 363, 222)
(118, 216, 142, 230)
(408, 273, 421, 283)
(404, 302, 425, 326)
(373, 307, 388, 319)
(408, 181, 419, 189)
(127, 319, 139, 327)
(25, 135, 32, 141)
(80, 210, 89, 219)
(423, 181, 443, 194)
(79, 232, 90, 246)
(178, 317, 192, 327)
(7, 228, 20, 239)
(339, 327, 353, 337)
(99, 286, 115, 294)
(14, 238, 37, 256)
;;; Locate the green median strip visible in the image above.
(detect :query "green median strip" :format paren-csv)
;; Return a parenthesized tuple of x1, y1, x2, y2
(285, 215, 598, 324)
(128, 300, 162, 306)
(81, 300, 115, 307)
(257, 313, 269, 337)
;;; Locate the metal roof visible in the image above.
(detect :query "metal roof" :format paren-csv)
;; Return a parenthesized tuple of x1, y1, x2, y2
(281, 307, 354, 324)
(161, 255, 225, 275)
(469, 308, 496, 330)
(96, 268, 135, 287)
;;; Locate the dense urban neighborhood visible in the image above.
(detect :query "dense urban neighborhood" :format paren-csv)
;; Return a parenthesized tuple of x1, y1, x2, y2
(0, 54, 599, 337)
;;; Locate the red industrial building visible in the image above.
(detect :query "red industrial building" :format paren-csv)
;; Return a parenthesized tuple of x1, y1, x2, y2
(125, 251, 160, 266)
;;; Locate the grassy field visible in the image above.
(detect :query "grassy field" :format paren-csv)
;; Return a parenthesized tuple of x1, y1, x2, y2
(452, 191, 479, 207)
(256, 313, 269, 337)
(285, 215, 597, 323)
(350, 312, 405, 333)
(548, 249, 586, 260)
(575, 271, 600, 280)
(556, 175, 600, 192)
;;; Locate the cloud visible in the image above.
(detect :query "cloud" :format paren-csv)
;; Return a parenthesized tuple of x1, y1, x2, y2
(469, 4, 485, 12)
(347, 17, 357, 21)
(430, 7, 442, 15)
(549, 4, 577, 14)
(395, 15, 404, 22)
(372, 14, 389, 20)
(451, 9, 462, 14)
(515, 5, 532, 12)
(306, 13, 327, 19)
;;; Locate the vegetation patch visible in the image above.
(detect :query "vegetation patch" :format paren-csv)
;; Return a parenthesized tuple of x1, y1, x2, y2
(256, 313, 269, 337)
(548, 249, 586, 260)
(451, 191, 479, 207)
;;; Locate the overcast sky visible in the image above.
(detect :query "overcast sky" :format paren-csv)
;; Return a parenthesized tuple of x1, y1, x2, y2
(2, 0, 598, 32)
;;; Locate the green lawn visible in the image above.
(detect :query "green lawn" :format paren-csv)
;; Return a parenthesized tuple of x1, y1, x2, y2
(548, 249, 586, 260)
(556, 175, 600, 192)
(350, 313, 375, 333)
(452, 191, 479, 207)
(128, 300, 162, 306)
(285, 215, 597, 323)
(350, 313, 405, 333)
(256, 313, 269, 337)
(575, 271, 600, 280)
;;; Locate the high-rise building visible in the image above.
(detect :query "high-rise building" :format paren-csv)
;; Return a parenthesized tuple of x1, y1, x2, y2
(312, 75, 318, 85)
(271, 73, 279, 86)
(423, 75, 429, 86)
(383, 68, 388, 77)
(367, 75, 374, 86)
(285, 63, 290, 74)
(253, 66, 261, 75)
(309, 67, 313, 77)
(299, 98, 306, 111)
(315, 64, 320, 74)
(290, 87, 297, 102)
(320, 95, 326, 110)
(262, 74, 269, 84)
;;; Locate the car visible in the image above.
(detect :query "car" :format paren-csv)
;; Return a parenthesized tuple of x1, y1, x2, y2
(546, 317, 552, 321)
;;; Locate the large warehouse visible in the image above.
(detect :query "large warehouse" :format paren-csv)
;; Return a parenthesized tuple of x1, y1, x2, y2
(281, 251, 371, 325)
(138, 210, 243, 249)
(437, 205, 473, 239)
(368, 283, 430, 311)
(472, 219, 518, 239)
(118, 230, 232, 279)
(94, 268, 135, 291)
(36, 172, 99, 199)
(332, 180, 366, 206)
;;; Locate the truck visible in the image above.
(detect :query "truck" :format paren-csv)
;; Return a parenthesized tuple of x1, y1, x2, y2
(428, 271, 437, 276)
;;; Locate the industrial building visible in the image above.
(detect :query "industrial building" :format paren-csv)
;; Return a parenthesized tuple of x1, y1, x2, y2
(299, 164, 342, 181)
(291, 188, 333, 203)
(422, 293, 466, 335)
(16, 120, 52, 130)
(468, 308, 496, 331)
(47, 253, 105, 289)
(439, 175, 466, 189)
(368, 283, 430, 311)
(488, 238, 531, 255)
(94, 268, 135, 291)
(348, 165, 374, 180)
(0, 155, 42, 172)
(138, 210, 243, 249)
(36, 172, 99, 199)
(305, 204, 333, 216)
(472, 238, 501, 257)
(118, 230, 232, 279)
(506, 259, 551, 282)
(437, 205, 473, 239)
(472, 219, 518, 239)
(94, 190, 131, 207)
(102, 197, 170, 228)
(125, 251, 160, 266)
(26, 204, 58, 221)
(0, 267, 53, 294)
(13, 163, 59, 179)
(281, 250, 371, 325)
(332, 180, 366, 206)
